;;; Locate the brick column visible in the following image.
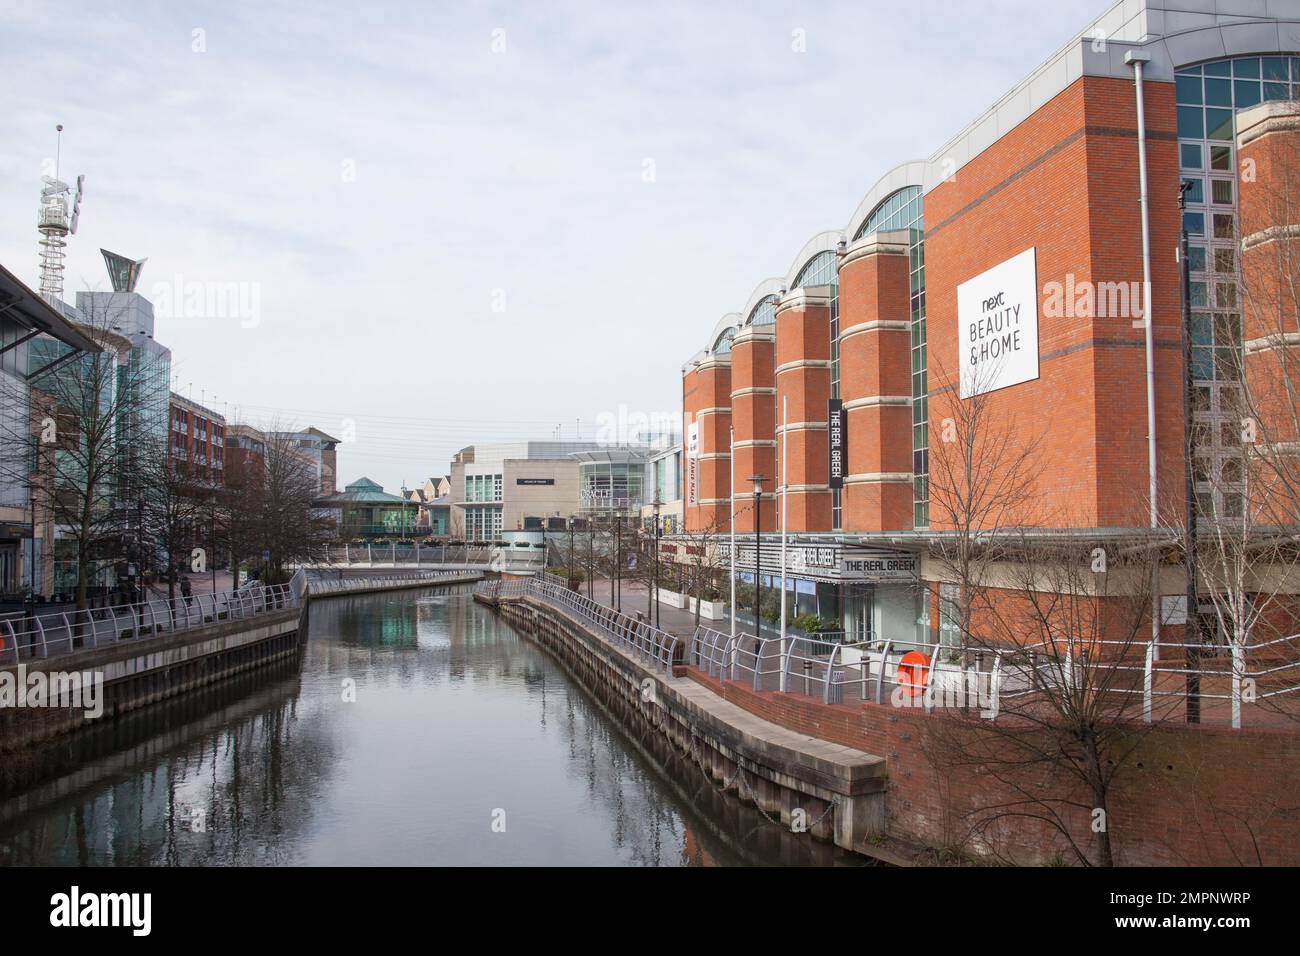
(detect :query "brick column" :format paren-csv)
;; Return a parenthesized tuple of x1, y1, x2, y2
(836, 231, 913, 531)
(775, 287, 833, 531)
(684, 354, 732, 531)
(1238, 101, 1300, 523)
(730, 324, 777, 532)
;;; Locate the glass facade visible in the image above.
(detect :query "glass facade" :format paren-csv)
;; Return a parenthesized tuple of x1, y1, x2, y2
(464, 473, 502, 503)
(855, 186, 926, 526)
(1176, 55, 1300, 519)
(580, 461, 644, 511)
(464, 506, 502, 540)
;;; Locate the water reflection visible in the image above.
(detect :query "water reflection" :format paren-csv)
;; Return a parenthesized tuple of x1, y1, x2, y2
(0, 587, 864, 866)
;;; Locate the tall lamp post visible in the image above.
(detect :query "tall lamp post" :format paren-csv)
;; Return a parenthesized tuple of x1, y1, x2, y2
(749, 474, 766, 634)
(652, 497, 662, 629)
(1179, 179, 1202, 722)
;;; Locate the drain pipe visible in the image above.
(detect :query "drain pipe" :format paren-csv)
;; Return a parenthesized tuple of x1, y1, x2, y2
(1127, 49, 1161, 661)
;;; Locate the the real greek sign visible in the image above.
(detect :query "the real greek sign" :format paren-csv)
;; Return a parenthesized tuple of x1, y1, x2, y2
(827, 398, 846, 490)
(957, 247, 1040, 399)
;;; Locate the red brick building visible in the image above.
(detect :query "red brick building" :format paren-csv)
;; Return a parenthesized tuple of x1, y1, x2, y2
(168, 392, 226, 487)
(679, 2, 1300, 655)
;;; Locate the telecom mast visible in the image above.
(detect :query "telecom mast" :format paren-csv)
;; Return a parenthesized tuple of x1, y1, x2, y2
(36, 124, 85, 303)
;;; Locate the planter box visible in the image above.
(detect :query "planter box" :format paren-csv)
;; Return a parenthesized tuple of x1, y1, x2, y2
(658, 588, 688, 609)
(688, 597, 726, 621)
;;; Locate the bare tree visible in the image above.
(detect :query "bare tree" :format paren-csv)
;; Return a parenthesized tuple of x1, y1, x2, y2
(925, 356, 1046, 649)
(927, 534, 1171, 866)
(0, 297, 167, 610)
(136, 437, 210, 601)
(1186, 143, 1300, 725)
(259, 428, 328, 583)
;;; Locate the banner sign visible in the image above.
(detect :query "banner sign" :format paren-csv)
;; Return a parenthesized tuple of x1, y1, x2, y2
(516, 478, 554, 486)
(827, 398, 845, 490)
(686, 420, 699, 505)
(957, 246, 1040, 398)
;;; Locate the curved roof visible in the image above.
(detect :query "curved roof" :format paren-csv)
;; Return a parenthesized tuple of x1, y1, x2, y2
(689, 162, 924, 356)
(318, 477, 411, 505)
(685, 3, 1300, 360)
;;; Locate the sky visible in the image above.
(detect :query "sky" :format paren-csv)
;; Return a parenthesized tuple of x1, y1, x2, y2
(1, 0, 1105, 492)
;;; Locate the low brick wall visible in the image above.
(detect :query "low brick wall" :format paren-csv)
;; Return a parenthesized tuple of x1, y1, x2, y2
(686, 668, 1300, 865)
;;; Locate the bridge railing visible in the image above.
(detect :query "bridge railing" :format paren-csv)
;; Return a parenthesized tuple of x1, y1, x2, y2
(308, 571, 480, 596)
(0, 583, 298, 666)
(315, 544, 543, 567)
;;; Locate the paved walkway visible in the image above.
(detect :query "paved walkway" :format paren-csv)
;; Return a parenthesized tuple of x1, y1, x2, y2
(582, 575, 725, 639)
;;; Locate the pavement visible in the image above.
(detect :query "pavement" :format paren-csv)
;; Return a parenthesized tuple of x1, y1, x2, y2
(584, 575, 732, 639)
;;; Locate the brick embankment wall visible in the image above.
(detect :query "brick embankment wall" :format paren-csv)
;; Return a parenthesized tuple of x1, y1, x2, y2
(688, 668, 1300, 866)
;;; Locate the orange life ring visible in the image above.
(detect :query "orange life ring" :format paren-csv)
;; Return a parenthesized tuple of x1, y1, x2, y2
(896, 650, 931, 698)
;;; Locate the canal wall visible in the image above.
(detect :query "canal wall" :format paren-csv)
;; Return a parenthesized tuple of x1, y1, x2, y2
(479, 591, 888, 857)
(0, 608, 304, 753)
(1, 574, 482, 755)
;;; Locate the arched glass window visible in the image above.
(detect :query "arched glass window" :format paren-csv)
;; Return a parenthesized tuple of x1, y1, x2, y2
(792, 250, 837, 289)
(747, 295, 778, 327)
(854, 185, 922, 241)
(712, 327, 736, 355)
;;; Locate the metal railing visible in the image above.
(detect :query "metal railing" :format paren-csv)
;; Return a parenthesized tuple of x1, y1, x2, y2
(690, 625, 990, 710)
(307, 570, 481, 596)
(476, 579, 1300, 729)
(0, 583, 298, 665)
(481, 576, 680, 674)
(313, 544, 542, 568)
(1001, 634, 1300, 728)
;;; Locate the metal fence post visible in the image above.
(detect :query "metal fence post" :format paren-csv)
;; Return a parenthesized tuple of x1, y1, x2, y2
(3, 619, 19, 664)
(1143, 640, 1154, 723)
(874, 640, 892, 705)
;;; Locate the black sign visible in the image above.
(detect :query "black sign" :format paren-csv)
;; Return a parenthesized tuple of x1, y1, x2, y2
(516, 478, 555, 486)
(827, 398, 846, 490)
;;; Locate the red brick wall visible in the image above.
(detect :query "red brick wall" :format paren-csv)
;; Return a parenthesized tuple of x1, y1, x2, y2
(838, 237, 914, 530)
(730, 328, 777, 532)
(924, 75, 1185, 530)
(683, 367, 730, 532)
(689, 667, 1300, 865)
(1238, 104, 1300, 524)
(775, 292, 832, 531)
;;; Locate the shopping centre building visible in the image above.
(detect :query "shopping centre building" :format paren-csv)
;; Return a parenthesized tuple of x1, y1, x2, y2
(678, 0, 1300, 646)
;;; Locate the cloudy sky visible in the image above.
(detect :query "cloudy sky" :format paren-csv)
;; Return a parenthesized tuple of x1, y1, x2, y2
(1, 0, 1102, 491)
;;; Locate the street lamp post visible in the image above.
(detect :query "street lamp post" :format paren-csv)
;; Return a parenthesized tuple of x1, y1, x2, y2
(652, 497, 662, 630)
(750, 474, 766, 635)
(614, 513, 622, 611)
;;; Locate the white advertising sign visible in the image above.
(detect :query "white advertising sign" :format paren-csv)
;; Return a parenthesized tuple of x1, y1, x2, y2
(957, 247, 1040, 399)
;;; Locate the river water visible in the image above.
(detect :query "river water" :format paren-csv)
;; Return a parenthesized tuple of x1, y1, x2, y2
(0, 586, 863, 866)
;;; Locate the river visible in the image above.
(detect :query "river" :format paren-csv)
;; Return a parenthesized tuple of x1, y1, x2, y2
(0, 585, 863, 866)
